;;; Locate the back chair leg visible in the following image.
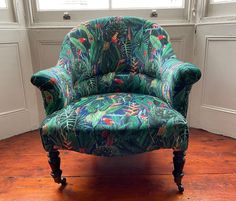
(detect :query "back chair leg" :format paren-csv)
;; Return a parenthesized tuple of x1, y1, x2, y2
(172, 150, 186, 193)
(48, 150, 67, 185)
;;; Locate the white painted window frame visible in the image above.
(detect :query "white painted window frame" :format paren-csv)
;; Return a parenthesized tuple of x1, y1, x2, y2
(0, 0, 17, 24)
(26, 0, 192, 27)
(198, 0, 236, 23)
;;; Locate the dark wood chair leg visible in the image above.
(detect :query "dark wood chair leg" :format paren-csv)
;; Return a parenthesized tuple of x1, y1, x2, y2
(172, 150, 186, 193)
(48, 150, 67, 185)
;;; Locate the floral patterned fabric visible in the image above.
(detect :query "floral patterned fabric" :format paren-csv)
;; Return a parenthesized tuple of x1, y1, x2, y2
(31, 16, 201, 156)
(40, 93, 188, 156)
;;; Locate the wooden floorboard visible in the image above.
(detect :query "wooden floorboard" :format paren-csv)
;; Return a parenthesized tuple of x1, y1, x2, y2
(0, 128, 236, 201)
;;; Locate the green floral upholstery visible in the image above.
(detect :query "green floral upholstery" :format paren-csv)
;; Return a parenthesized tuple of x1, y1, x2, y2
(31, 16, 201, 156)
(40, 93, 188, 156)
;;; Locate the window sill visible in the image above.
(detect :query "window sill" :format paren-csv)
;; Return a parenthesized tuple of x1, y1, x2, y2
(197, 15, 236, 26)
(27, 19, 194, 29)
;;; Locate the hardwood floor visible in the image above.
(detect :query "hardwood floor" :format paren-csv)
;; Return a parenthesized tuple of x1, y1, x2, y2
(0, 128, 236, 201)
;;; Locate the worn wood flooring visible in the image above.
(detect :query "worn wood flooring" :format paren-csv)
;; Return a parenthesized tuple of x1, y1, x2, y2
(0, 128, 236, 201)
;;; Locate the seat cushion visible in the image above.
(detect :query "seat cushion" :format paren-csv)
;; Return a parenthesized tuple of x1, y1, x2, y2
(41, 93, 188, 156)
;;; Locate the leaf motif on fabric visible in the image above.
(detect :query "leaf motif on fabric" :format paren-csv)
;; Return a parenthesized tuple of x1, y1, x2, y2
(69, 37, 86, 52)
(150, 35, 162, 50)
(85, 110, 107, 127)
(124, 103, 140, 116)
(57, 107, 77, 140)
(130, 57, 139, 74)
(162, 43, 174, 59)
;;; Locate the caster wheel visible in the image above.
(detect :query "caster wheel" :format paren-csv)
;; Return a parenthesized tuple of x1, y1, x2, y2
(178, 184, 184, 193)
(61, 177, 67, 185)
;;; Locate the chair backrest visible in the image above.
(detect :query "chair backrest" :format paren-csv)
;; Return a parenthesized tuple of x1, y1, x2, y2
(58, 16, 176, 99)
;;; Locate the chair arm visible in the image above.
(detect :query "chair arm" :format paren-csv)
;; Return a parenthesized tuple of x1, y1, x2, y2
(31, 66, 74, 115)
(160, 58, 201, 116)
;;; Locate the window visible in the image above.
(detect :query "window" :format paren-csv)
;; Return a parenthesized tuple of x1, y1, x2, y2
(29, 0, 189, 24)
(0, 0, 15, 23)
(0, 0, 7, 9)
(112, 0, 184, 9)
(36, 0, 184, 11)
(207, 0, 236, 17)
(37, 0, 109, 11)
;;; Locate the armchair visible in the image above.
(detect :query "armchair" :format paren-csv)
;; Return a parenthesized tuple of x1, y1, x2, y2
(31, 16, 201, 192)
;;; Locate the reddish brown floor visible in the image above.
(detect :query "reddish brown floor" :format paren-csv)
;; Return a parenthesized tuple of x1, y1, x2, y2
(0, 128, 236, 201)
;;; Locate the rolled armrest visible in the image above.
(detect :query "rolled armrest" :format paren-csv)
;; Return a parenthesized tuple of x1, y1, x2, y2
(161, 58, 201, 86)
(160, 58, 201, 116)
(31, 66, 74, 115)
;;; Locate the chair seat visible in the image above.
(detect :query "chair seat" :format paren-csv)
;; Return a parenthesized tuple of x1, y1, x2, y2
(41, 93, 188, 156)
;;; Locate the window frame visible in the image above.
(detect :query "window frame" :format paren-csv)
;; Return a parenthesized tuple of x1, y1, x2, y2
(199, 0, 236, 22)
(36, 0, 185, 11)
(0, 0, 17, 24)
(209, 0, 236, 3)
(27, 0, 192, 26)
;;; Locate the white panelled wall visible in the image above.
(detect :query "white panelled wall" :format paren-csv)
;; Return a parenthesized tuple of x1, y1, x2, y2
(190, 23, 236, 138)
(0, 0, 38, 140)
(1, 0, 236, 139)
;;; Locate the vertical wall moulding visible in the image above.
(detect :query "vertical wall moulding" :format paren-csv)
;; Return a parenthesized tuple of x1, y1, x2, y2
(201, 36, 236, 115)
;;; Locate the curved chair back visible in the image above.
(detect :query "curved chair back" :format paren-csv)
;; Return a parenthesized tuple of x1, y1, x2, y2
(58, 16, 176, 98)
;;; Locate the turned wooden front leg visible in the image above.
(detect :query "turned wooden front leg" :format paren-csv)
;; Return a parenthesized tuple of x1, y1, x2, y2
(172, 150, 186, 193)
(48, 150, 67, 185)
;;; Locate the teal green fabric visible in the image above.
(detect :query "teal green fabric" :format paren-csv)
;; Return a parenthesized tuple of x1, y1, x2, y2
(40, 93, 188, 156)
(31, 16, 201, 156)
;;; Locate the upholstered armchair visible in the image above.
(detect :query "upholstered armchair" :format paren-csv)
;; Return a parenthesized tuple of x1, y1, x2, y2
(31, 16, 201, 192)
